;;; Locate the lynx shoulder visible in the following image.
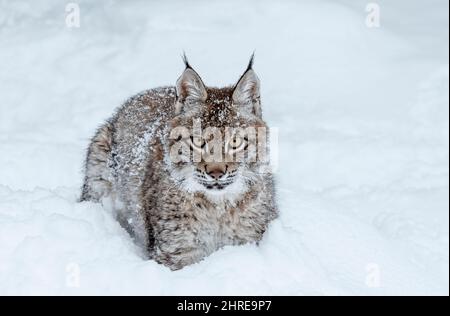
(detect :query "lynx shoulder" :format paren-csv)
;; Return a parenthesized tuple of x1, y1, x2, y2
(81, 56, 278, 270)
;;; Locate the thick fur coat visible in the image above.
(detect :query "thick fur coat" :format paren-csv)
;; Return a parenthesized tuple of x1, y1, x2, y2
(81, 56, 278, 270)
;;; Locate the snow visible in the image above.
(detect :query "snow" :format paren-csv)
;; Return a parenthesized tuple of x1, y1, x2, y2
(0, 0, 448, 295)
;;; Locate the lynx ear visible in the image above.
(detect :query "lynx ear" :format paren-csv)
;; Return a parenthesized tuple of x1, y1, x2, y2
(175, 56, 207, 114)
(232, 55, 261, 117)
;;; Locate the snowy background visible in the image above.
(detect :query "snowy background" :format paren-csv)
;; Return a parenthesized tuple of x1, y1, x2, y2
(0, 0, 448, 295)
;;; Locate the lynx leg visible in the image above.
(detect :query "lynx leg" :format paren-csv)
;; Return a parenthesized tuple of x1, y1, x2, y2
(80, 123, 114, 202)
(152, 223, 208, 270)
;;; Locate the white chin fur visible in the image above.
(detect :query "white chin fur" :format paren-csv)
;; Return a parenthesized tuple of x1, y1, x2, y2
(179, 172, 247, 205)
(203, 178, 247, 205)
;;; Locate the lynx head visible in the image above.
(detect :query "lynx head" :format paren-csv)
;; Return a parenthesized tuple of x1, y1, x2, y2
(166, 54, 270, 202)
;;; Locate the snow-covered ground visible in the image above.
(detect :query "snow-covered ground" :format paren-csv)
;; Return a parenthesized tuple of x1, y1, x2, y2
(0, 0, 448, 295)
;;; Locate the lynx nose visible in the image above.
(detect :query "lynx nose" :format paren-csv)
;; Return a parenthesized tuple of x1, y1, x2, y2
(207, 169, 225, 180)
(206, 165, 226, 180)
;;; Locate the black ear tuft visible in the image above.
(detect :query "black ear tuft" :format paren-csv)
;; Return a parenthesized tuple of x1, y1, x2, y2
(246, 52, 255, 72)
(182, 52, 192, 69)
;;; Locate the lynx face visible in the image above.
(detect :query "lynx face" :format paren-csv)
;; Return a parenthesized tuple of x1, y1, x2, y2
(165, 57, 269, 201)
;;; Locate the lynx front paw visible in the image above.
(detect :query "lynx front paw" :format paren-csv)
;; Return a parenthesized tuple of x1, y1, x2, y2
(154, 246, 206, 270)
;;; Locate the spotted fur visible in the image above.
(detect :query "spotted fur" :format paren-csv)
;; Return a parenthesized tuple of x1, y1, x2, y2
(81, 58, 278, 270)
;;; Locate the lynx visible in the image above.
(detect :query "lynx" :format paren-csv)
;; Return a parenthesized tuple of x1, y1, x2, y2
(80, 55, 278, 270)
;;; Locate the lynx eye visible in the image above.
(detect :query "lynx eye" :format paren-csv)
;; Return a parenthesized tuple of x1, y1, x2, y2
(229, 135, 247, 151)
(190, 136, 205, 150)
